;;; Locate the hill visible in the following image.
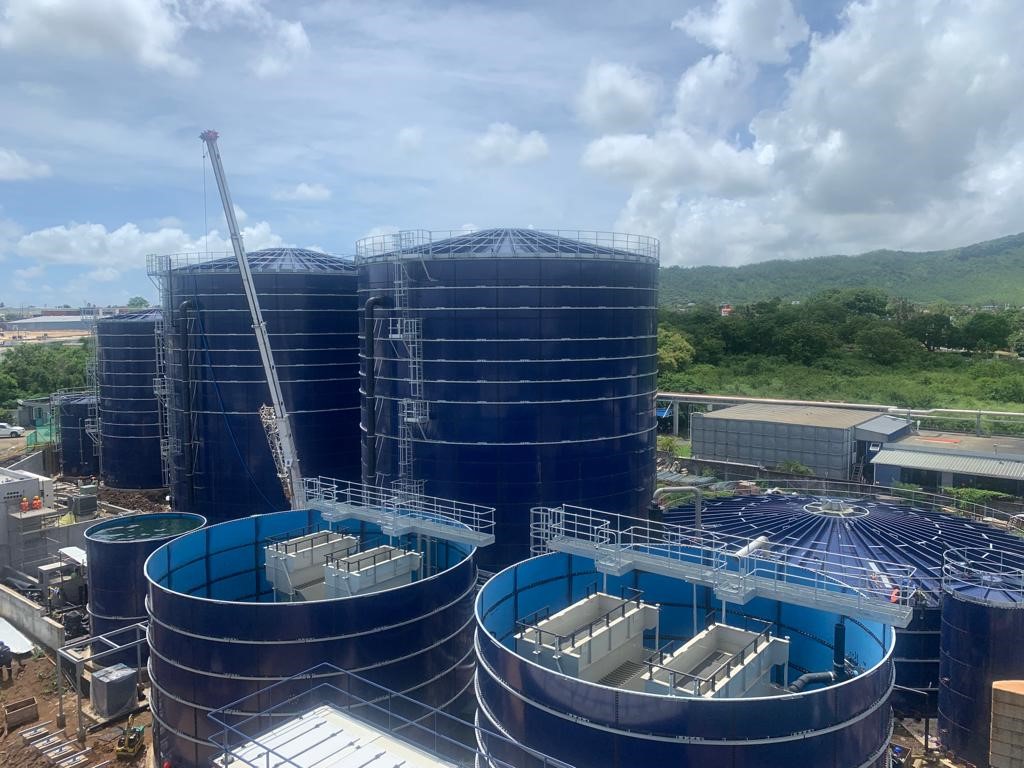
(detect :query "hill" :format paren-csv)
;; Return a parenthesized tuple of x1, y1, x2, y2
(659, 232, 1024, 306)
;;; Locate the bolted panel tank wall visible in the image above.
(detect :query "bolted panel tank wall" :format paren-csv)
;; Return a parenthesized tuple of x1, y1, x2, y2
(476, 553, 895, 768)
(84, 512, 204, 664)
(156, 249, 361, 524)
(691, 413, 856, 479)
(938, 549, 1024, 768)
(95, 310, 164, 489)
(56, 394, 97, 478)
(145, 508, 477, 767)
(358, 229, 659, 569)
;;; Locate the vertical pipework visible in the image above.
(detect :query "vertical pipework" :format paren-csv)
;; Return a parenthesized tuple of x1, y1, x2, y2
(833, 621, 847, 681)
(362, 295, 387, 483)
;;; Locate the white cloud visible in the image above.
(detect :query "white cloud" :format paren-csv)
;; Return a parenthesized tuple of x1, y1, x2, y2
(396, 126, 424, 152)
(577, 62, 659, 132)
(11, 219, 288, 284)
(472, 123, 549, 165)
(0, 148, 52, 181)
(587, 0, 1024, 266)
(186, 0, 310, 77)
(0, 0, 195, 75)
(14, 264, 45, 279)
(673, 0, 809, 65)
(274, 182, 332, 202)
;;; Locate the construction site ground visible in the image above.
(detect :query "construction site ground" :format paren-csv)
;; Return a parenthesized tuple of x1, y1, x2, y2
(0, 436, 28, 465)
(0, 651, 151, 768)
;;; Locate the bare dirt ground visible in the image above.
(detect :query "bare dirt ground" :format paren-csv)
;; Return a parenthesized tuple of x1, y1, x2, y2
(97, 488, 169, 514)
(0, 436, 28, 465)
(0, 653, 152, 768)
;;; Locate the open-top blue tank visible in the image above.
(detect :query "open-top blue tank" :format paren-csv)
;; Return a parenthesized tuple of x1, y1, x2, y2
(145, 504, 479, 767)
(357, 228, 659, 570)
(95, 309, 164, 489)
(152, 248, 360, 523)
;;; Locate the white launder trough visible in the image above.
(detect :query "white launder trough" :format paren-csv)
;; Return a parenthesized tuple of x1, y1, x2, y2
(264, 532, 359, 600)
(323, 545, 422, 598)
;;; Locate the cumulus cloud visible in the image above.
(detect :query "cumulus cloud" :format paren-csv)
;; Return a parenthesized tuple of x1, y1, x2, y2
(396, 126, 424, 152)
(0, 148, 51, 181)
(9, 219, 287, 284)
(585, 0, 1024, 266)
(577, 62, 659, 132)
(274, 182, 332, 202)
(673, 0, 809, 65)
(0, 0, 195, 75)
(472, 123, 549, 165)
(0, 0, 309, 77)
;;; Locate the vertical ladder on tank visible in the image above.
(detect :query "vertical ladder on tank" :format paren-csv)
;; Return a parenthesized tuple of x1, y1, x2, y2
(391, 256, 428, 497)
(84, 351, 101, 468)
(153, 313, 172, 487)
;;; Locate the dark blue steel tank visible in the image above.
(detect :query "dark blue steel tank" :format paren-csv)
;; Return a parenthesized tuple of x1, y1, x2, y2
(95, 310, 164, 489)
(939, 547, 1024, 768)
(155, 248, 360, 523)
(357, 229, 659, 570)
(665, 492, 1024, 716)
(56, 393, 97, 477)
(476, 552, 895, 768)
(84, 513, 204, 662)
(145, 508, 477, 767)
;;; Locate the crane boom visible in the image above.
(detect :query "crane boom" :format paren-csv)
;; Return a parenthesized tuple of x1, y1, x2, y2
(199, 129, 303, 507)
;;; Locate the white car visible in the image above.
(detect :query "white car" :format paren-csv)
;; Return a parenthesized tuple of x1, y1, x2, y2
(0, 423, 26, 438)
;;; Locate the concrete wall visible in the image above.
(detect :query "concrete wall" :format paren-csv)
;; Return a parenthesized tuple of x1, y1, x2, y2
(7, 450, 45, 474)
(0, 583, 64, 650)
(991, 681, 1024, 768)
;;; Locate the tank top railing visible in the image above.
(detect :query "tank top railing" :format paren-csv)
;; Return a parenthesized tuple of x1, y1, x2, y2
(534, 504, 916, 627)
(941, 547, 1024, 606)
(302, 476, 495, 549)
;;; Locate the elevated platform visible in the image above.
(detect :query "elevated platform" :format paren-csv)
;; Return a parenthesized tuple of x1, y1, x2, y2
(533, 506, 915, 627)
(303, 477, 495, 549)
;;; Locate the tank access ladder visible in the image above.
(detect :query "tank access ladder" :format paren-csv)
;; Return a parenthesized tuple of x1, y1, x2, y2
(199, 130, 303, 507)
(532, 505, 916, 628)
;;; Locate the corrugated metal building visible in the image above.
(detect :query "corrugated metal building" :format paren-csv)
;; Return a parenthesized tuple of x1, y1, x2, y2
(873, 432, 1024, 495)
(691, 403, 911, 480)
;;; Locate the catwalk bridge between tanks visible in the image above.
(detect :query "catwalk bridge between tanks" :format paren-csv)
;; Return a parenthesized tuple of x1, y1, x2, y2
(302, 476, 495, 548)
(531, 505, 915, 627)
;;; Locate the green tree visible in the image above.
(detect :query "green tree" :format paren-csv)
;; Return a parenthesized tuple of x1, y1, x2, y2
(903, 313, 954, 351)
(657, 325, 696, 374)
(854, 323, 921, 365)
(960, 312, 1011, 352)
(126, 296, 150, 308)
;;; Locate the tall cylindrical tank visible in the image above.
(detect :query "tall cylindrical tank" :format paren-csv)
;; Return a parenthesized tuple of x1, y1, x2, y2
(357, 228, 659, 569)
(84, 513, 204, 661)
(95, 310, 164, 489)
(153, 248, 360, 523)
(939, 547, 1024, 767)
(56, 393, 97, 477)
(476, 552, 895, 768)
(145, 507, 478, 767)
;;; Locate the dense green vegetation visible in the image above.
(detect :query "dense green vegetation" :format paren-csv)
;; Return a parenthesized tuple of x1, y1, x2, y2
(659, 288, 1024, 412)
(0, 342, 91, 408)
(660, 232, 1024, 306)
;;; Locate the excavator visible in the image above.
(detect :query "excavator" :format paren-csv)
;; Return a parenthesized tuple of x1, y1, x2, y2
(114, 714, 146, 759)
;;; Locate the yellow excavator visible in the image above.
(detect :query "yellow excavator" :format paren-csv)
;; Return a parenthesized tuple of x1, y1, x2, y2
(115, 714, 146, 759)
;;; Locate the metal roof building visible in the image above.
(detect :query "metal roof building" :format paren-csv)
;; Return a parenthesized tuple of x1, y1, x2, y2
(691, 403, 912, 481)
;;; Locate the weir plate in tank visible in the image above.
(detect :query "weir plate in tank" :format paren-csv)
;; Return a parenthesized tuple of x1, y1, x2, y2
(531, 504, 915, 627)
(302, 476, 495, 548)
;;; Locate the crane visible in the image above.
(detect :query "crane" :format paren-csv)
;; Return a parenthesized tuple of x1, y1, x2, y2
(199, 130, 303, 507)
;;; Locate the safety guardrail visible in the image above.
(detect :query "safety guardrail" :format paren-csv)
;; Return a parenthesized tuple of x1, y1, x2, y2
(941, 547, 1024, 606)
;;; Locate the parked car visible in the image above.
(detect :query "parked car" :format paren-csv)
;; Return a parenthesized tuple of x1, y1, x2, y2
(0, 423, 26, 438)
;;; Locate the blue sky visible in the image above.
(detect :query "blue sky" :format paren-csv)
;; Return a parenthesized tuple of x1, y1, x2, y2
(1, 0, 1022, 306)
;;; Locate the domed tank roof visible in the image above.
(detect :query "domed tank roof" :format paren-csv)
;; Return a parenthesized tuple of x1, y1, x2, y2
(665, 494, 1024, 607)
(178, 247, 354, 274)
(357, 227, 659, 262)
(96, 308, 162, 323)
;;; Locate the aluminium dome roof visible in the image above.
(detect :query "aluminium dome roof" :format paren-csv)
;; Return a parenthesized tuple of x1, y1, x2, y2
(175, 247, 354, 274)
(665, 494, 1024, 606)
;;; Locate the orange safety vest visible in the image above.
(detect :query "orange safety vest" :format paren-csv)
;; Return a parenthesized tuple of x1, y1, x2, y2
(19, 498, 29, 512)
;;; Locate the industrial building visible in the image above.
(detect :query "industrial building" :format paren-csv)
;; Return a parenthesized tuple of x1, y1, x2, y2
(873, 431, 1024, 496)
(147, 247, 362, 524)
(357, 228, 658, 569)
(691, 403, 912, 480)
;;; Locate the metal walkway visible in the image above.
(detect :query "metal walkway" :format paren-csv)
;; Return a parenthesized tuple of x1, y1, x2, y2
(303, 477, 495, 549)
(533, 506, 915, 628)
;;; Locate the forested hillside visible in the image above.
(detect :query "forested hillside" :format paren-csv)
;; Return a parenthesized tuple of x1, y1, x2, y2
(660, 233, 1024, 306)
